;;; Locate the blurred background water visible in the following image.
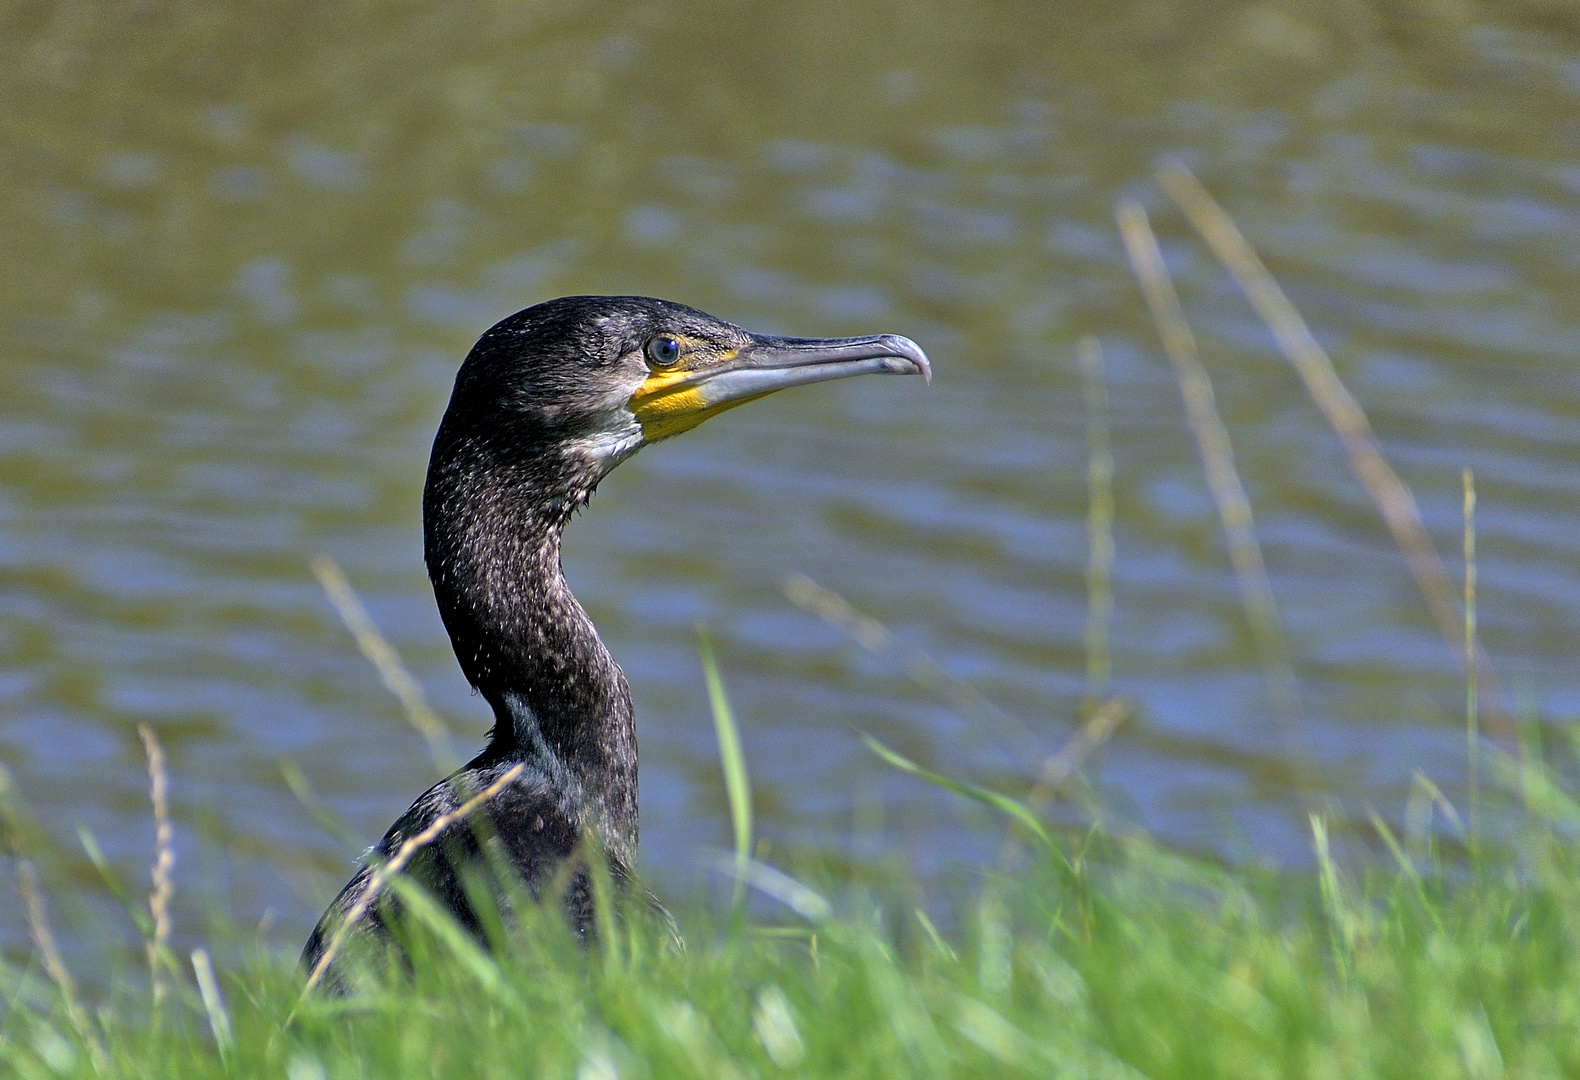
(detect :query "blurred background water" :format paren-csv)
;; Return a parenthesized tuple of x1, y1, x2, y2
(2, 0, 1578, 953)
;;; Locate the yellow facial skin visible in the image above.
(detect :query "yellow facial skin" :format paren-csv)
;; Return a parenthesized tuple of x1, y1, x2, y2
(629, 373, 712, 441)
(629, 343, 760, 442)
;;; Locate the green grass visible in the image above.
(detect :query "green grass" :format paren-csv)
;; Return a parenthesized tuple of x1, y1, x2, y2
(5, 698, 1580, 1077)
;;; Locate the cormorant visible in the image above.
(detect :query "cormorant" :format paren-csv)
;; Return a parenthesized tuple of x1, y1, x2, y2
(302, 295, 929, 982)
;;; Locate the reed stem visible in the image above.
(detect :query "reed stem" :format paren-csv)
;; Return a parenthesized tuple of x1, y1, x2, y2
(311, 554, 458, 773)
(1155, 160, 1509, 740)
(1078, 336, 1115, 706)
(1463, 468, 1479, 854)
(1116, 199, 1304, 748)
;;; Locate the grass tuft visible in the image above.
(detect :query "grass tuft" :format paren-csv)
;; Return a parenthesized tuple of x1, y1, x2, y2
(6, 667, 1580, 1076)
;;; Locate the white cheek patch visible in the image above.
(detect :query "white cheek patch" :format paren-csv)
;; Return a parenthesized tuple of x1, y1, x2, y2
(563, 408, 645, 476)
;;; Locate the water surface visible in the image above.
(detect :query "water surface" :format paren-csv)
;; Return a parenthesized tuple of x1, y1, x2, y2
(2, 0, 1579, 949)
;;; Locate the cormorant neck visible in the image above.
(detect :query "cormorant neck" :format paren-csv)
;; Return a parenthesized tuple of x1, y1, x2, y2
(423, 426, 637, 854)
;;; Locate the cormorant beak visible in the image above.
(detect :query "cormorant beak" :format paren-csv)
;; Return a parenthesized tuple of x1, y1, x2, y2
(631, 332, 930, 442)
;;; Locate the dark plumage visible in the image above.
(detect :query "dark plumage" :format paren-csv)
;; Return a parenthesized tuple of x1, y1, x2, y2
(303, 296, 928, 983)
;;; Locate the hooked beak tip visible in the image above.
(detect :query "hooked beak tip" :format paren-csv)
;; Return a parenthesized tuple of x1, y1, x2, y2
(876, 334, 931, 383)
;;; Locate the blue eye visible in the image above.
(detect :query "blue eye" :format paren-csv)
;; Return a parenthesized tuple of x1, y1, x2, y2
(645, 335, 681, 367)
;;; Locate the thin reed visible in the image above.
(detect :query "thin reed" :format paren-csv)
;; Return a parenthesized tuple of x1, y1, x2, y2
(15, 856, 109, 1074)
(1024, 696, 1129, 814)
(1116, 199, 1305, 754)
(1155, 160, 1508, 738)
(299, 760, 527, 999)
(1077, 335, 1115, 706)
(311, 554, 458, 772)
(1464, 469, 1479, 851)
(1, 763, 108, 1073)
(783, 572, 1048, 769)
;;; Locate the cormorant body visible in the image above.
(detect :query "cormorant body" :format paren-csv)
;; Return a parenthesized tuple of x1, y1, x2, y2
(302, 296, 928, 982)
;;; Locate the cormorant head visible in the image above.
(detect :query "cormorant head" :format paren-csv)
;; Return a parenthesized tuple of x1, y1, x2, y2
(441, 295, 930, 484)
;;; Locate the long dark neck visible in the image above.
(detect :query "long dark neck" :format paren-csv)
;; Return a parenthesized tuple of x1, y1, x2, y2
(422, 424, 637, 855)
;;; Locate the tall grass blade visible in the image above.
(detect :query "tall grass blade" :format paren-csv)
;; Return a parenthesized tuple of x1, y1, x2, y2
(279, 759, 371, 854)
(190, 948, 233, 1065)
(998, 698, 1131, 868)
(698, 851, 832, 922)
(1496, 751, 1580, 830)
(381, 874, 517, 1002)
(1411, 770, 1468, 838)
(1365, 805, 1435, 918)
(76, 825, 154, 938)
(582, 830, 623, 973)
(752, 985, 807, 1069)
(914, 908, 959, 962)
(1309, 814, 1354, 981)
(697, 625, 752, 911)
(863, 734, 1054, 850)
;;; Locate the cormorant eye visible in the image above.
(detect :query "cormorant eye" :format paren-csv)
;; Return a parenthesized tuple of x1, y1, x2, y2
(645, 335, 682, 368)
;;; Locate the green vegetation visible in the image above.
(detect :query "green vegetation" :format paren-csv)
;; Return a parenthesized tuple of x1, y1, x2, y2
(4, 707, 1580, 1077)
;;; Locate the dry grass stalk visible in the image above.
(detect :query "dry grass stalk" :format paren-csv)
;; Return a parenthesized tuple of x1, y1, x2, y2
(1026, 696, 1130, 813)
(1412, 768, 1467, 837)
(782, 573, 1048, 768)
(1078, 336, 1115, 704)
(995, 696, 1131, 867)
(782, 572, 893, 654)
(300, 760, 526, 998)
(1116, 199, 1305, 745)
(16, 858, 109, 1073)
(137, 723, 175, 1004)
(0, 767, 101, 1067)
(1155, 160, 1508, 737)
(1, 762, 109, 1073)
(784, 571, 1129, 857)
(311, 554, 458, 771)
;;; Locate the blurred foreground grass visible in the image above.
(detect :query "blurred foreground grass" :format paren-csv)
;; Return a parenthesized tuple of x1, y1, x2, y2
(4, 724, 1580, 1078)
(3, 604, 1577, 1079)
